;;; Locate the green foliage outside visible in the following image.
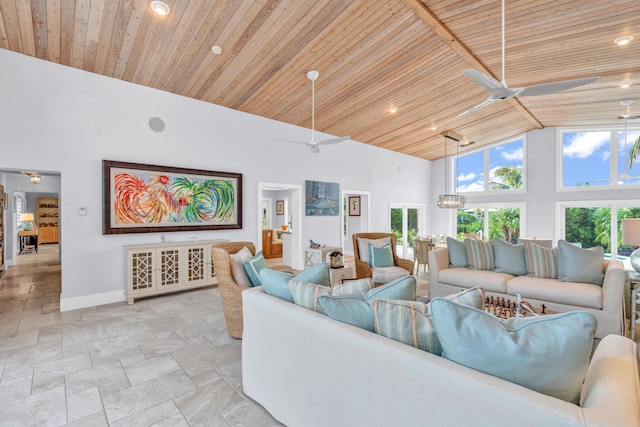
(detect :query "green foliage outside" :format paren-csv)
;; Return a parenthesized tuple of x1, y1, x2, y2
(391, 207, 419, 247)
(565, 207, 640, 254)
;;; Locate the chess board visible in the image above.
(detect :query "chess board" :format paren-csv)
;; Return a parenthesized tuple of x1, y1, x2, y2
(482, 296, 549, 319)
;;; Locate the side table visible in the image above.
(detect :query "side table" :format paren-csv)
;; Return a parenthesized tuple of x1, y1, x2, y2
(628, 272, 640, 340)
(330, 266, 355, 285)
(304, 246, 341, 267)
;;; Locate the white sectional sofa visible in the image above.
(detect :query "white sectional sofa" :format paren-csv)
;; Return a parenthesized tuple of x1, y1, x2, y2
(242, 286, 640, 427)
(428, 246, 626, 340)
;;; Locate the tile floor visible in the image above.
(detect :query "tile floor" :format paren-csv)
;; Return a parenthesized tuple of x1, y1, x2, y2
(0, 246, 633, 426)
(0, 244, 283, 426)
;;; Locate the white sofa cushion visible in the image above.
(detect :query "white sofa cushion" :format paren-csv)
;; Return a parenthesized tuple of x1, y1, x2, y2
(438, 268, 512, 293)
(371, 266, 409, 284)
(507, 276, 602, 309)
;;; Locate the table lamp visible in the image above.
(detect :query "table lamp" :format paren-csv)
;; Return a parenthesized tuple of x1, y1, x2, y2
(20, 213, 35, 231)
(622, 218, 640, 272)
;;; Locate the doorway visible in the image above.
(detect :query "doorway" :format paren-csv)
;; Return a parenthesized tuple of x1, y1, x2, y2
(342, 190, 371, 255)
(257, 182, 303, 270)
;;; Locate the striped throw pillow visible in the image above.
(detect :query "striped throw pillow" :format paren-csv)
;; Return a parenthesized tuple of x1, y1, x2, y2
(332, 278, 373, 295)
(372, 286, 486, 355)
(289, 280, 331, 313)
(464, 239, 495, 270)
(525, 241, 559, 279)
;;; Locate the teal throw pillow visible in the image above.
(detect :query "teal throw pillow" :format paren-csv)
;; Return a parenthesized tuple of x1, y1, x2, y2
(493, 239, 527, 276)
(465, 239, 495, 270)
(318, 295, 375, 331)
(369, 243, 394, 267)
(557, 240, 604, 286)
(260, 262, 331, 302)
(524, 241, 559, 279)
(430, 298, 596, 404)
(318, 275, 417, 331)
(446, 237, 467, 268)
(242, 251, 268, 286)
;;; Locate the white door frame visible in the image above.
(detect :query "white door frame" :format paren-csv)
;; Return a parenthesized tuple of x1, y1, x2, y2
(341, 189, 371, 255)
(257, 182, 304, 270)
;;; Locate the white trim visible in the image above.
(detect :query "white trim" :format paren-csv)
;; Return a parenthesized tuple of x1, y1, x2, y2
(60, 290, 125, 312)
(458, 201, 527, 240)
(556, 125, 640, 191)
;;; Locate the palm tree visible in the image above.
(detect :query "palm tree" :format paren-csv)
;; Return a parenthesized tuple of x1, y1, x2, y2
(628, 136, 640, 169)
(489, 165, 523, 190)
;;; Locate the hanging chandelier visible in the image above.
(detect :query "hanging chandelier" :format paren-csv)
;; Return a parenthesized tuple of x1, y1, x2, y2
(437, 132, 466, 209)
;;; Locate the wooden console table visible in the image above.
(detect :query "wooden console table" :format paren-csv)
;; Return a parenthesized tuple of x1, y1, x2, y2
(19, 230, 38, 254)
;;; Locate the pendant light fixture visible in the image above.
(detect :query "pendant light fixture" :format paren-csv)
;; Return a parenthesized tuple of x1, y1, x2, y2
(437, 132, 466, 209)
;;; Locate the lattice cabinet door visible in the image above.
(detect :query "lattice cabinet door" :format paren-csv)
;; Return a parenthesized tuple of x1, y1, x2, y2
(157, 246, 182, 288)
(184, 244, 208, 286)
(127, 249, 156, 303)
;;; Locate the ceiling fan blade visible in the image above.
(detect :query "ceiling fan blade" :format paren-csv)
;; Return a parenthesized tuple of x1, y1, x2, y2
(463, 70, 505, 91)
(458, 98, 499, 117)
(518, 76, 598, 97)
(316, 136, 350, 145)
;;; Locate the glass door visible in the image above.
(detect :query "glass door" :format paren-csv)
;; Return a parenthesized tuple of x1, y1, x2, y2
(390, 204, 424, 259)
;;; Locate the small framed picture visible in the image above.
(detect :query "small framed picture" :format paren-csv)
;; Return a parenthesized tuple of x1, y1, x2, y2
(348, 196, 361, 216)
(276, 200, 284, 215)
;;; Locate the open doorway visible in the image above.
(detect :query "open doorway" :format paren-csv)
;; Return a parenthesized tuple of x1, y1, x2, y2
(257, 182, 304, 270)
(342, 190, 371, 256)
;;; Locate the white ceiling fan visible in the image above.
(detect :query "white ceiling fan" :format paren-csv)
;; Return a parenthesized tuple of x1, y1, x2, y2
(275, 70, 350, 153)
(458, 0, 599, 117)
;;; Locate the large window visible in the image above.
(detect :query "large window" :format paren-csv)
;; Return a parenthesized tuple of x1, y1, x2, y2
(560, 127, 640, 188)
(557, 201, 640, 260)
(457, 137, 524, 193)
(456, 203, 525, 243)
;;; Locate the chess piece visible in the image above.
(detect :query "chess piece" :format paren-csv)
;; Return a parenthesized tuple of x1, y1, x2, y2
(541, 304, 547, 314)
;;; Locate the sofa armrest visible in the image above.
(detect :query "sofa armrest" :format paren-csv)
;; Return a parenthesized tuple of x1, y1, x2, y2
(581, 335, 640, 426)
(602, 259, 625, 314)
(428, 247, 450, 279)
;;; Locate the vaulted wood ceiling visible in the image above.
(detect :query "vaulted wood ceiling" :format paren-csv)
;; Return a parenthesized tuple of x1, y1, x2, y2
(1, 0, 638, 160)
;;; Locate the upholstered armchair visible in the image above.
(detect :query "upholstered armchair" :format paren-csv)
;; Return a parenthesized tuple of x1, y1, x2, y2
(211, 241, 256, 339)
(352, 233, 414, 285)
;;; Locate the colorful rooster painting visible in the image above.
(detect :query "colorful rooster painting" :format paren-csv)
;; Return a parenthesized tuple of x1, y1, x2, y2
(113, 171, 236, 226)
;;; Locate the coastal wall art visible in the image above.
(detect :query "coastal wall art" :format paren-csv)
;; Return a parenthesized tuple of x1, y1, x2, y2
(305, 180, 339, 216)
(103, 160, 242, 234)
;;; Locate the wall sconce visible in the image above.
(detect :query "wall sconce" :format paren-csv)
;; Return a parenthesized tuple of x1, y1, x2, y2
(30, 175, 41, 184)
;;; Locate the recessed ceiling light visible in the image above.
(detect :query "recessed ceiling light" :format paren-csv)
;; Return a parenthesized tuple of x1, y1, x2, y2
(389, 107, 398, 114)
(620, 82, 632, 89)
(211, 45, 222, 55)
(150, 1, 170, 16)
(431, 125, 438, 131)
(614, 35, 634, 46)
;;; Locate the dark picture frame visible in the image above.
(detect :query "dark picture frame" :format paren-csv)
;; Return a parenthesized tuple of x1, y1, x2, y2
(276, 200, 284, 215)
(102, 160, 242, 234)
(348, 196, 361, 216)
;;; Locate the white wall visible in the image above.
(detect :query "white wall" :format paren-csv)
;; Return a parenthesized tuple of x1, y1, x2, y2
(0, 49, 432, 309)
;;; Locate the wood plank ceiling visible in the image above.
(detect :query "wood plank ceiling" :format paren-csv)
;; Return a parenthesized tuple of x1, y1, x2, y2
(0, 0, 638, 160)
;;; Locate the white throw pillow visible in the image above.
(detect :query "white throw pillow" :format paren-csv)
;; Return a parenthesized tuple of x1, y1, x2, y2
(357, 237, 391, 264)
(229, 246, 253, 287)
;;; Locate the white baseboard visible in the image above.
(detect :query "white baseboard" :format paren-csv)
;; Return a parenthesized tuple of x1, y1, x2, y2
(60, 290, 126, 312)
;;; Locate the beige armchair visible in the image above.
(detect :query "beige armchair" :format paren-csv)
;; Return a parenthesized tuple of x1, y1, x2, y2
(211, 241, 256, 339)
(352, 233, 414, 285)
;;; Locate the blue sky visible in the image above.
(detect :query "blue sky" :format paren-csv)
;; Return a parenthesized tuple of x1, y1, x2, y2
(455, 129, 640, 191)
